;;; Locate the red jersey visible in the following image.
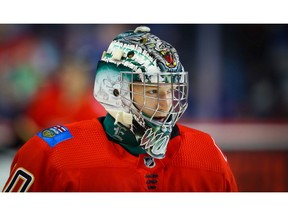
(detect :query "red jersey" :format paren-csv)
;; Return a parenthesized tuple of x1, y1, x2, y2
(2, 118, 237, 192)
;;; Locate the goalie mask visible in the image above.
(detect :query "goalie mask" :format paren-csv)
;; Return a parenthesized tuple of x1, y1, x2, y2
(94, 26, 188, 159)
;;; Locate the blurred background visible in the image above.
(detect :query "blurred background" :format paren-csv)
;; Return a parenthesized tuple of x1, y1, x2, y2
(0, 24, 287, 192)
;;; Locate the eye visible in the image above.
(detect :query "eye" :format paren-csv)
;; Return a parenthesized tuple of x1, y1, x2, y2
(146, 89, 158, 95)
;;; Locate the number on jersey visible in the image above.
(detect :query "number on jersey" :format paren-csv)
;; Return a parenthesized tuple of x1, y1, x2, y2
(3, 167, 34, 192)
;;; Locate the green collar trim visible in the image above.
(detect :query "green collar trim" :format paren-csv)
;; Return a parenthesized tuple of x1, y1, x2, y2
(103, 114, 146, 155)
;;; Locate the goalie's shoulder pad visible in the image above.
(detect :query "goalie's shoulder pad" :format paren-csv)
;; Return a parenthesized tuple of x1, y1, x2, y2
(37, 125, 73, 148)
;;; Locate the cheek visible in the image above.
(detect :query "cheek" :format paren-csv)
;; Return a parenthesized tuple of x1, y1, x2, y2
(136, 95, 145, 105)
(140, 97, 158, 113)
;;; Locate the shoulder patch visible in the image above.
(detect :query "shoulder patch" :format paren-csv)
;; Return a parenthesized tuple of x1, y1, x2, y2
(37, 125, 73, 147)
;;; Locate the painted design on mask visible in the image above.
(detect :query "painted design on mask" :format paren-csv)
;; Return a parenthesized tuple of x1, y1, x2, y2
(140, 128, 169, 159)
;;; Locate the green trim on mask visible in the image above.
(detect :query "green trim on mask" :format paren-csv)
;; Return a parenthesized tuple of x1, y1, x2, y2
(103, 114, 146, 156)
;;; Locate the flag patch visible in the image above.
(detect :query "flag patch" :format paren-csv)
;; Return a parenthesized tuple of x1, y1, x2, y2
(37, 125, 73, 147)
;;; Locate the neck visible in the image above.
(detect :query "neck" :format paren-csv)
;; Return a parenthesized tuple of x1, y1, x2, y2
(103, 114, 146, 155)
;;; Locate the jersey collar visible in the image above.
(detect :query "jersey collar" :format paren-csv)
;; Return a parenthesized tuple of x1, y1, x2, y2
(101, 114, 180, 157)
(102, 114, 146, 156)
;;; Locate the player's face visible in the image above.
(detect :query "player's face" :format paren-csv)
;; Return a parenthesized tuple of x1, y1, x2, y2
(132, 83, 174, 121)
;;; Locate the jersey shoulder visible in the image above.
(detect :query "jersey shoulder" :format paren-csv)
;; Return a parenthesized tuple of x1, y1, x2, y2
(37, 125, 73, 148)
(173, 124, 228, 172)
(37, 119, 105, 147)
(177, 123, 216, 146)
(36, 118, 122, 169)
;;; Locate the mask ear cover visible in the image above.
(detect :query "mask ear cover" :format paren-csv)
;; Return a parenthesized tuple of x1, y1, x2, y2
(93, 60, 134, 126)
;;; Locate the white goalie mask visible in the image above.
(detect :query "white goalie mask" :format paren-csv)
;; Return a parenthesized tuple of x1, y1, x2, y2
(94, 26, 188, 159)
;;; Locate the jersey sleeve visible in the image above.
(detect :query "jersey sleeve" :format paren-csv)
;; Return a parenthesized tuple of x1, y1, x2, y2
(2, 134, 69, 192)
